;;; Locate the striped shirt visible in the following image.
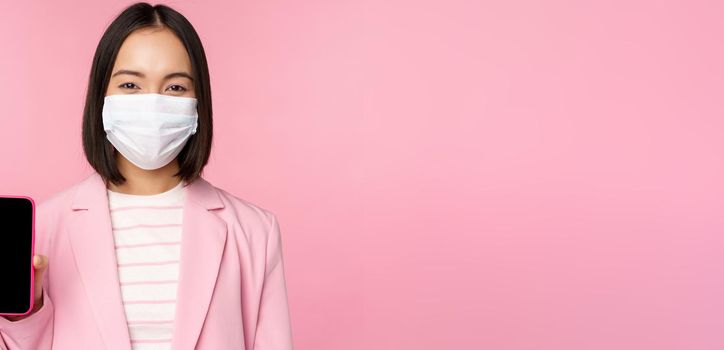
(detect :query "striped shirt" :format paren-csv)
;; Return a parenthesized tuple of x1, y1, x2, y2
(107, 180, 186, 349)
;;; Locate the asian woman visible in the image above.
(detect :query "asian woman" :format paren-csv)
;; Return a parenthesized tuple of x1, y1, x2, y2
(0, 3, 294, 349)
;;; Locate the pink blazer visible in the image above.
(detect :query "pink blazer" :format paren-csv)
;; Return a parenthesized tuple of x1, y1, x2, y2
(0, 172, 294, 349)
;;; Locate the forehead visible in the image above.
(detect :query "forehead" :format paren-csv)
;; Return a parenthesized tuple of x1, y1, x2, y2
(112, 27, 191, 76)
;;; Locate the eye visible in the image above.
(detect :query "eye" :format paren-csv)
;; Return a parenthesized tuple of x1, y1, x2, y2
(118, 82, 138, 90)
(167, 84, 187, 92)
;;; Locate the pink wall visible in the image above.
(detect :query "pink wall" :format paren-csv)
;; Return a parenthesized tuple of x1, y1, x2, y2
(2, 0, 723, 349)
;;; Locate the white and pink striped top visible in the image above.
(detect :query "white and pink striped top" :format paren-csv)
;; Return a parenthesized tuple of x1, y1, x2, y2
(107, 180, 186, 349)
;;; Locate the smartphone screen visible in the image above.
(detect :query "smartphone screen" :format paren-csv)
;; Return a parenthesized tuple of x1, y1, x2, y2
(0, 196, 35, 315)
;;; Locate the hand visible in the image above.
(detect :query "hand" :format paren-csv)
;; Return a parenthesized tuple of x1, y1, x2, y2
(3, 255, 48, 321)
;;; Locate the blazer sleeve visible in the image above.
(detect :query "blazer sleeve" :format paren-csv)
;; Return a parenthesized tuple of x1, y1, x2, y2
(0, 285, 54, 350)
(0, 200, 55, 350)
(253, 213, 294, 350)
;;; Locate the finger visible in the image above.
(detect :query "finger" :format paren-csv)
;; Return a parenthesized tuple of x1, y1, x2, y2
(34, 256, 47, 285)
(33, 254, 48, 271)
(33, 256, 47, 305)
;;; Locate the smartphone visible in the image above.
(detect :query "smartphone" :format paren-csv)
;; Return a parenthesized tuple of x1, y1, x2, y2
(0, 195, 36, 316)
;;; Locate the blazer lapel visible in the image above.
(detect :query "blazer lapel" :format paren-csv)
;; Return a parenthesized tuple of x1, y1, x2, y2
(170, 174, 227, 350)
(68, 172, 227, 350)
(68, 173, 133, 350)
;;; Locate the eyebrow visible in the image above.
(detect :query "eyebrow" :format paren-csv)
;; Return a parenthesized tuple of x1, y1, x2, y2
(111, 69, 194, 81)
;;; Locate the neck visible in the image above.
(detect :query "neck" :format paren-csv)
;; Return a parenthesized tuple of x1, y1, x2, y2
(107, 155, 183, 195)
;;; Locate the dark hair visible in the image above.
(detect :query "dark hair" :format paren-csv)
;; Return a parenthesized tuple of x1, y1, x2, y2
(82, 2, 212, 187)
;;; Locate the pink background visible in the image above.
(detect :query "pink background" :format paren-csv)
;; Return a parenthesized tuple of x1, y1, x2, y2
(1, 0, 723, 349)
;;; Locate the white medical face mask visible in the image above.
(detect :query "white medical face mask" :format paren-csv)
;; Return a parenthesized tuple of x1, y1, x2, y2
(102, 93, 199, 170)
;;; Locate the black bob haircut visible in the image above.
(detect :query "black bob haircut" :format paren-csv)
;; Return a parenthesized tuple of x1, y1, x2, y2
(82, 2, 212, 187)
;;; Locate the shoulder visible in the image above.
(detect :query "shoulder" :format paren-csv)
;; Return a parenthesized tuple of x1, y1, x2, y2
(35, 178, 85, 223)
(204, 179, 279, 235)
(32, 177, 88, 250)
(203, 180, 286, 254)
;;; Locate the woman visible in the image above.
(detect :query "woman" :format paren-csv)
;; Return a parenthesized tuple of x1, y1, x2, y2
(0, 3, 294, 349)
